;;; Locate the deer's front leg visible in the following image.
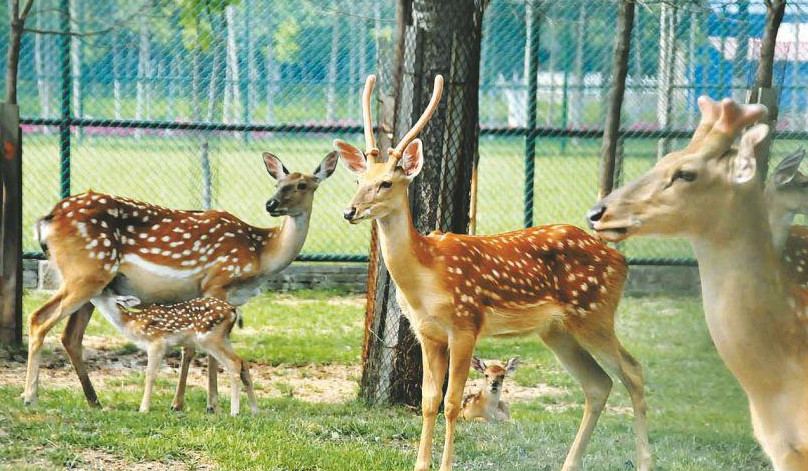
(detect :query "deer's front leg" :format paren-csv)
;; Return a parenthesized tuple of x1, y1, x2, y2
(439, 332, 477, 471)
(200, 283, 230, 413)
(415, 336, 448, 471)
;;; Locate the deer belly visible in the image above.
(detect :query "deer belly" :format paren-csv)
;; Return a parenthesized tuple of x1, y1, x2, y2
(481, 302, 565, 337)
(117, 259, 203, 304)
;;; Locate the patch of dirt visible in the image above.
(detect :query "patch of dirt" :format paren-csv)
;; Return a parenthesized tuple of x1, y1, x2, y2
(0, 335, 358, 407)
(76, 448, 213, 471)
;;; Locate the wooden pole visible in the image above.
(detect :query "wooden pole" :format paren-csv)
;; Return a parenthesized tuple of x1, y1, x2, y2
(0, 103, 23, 347)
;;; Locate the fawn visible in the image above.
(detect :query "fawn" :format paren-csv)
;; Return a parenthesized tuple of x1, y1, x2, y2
(461, 356, 520, 422)
(90, 292, 258, 416)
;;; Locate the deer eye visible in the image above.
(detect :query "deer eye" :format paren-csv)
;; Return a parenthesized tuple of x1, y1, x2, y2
(673, 170, 697, 183)
(380, 180, 393, 189)
(297, 183, 307, 190)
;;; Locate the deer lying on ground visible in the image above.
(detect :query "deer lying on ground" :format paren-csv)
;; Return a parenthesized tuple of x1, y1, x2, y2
(90, 292, 258, 416)
(461, 356, 519, 422)
(23, 151, 339, 411)
(336, 75, 650, 471)
(588, 96, 808, 470)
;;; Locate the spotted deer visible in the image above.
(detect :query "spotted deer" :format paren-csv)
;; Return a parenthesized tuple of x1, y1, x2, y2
(460, 356, 519, 422)
(90, 293, 258, 416)
(335, 75, 650, 471)
(23, 151, 339, 411)
(588, 96, 808, 470)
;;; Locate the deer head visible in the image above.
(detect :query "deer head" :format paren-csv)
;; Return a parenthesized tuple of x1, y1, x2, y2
(263, 152, 339, 217)
(471, 356, 520, 395)
(334, 75, 443, 223)
(766, 149, 808, 246)
(587, 97, 769, 242)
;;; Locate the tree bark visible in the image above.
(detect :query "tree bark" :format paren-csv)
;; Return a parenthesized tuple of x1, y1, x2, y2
(599, 0, 634, 199)
(34, 5, 51, 120)
(135, 2, 150, 136)
(571, 2, 586, 128)
(360, 0, 487, 407)
(223, 4, 242, 125)
(326, 1, 340, 123)
(265, 35, 279, 124)
(656, 2, 676, 157)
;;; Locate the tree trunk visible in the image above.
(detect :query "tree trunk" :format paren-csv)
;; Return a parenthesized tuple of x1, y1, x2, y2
(246, 3, 258, 125)
(224, 4, 242, 126)
(112, 30, 122, 120)
(326, 2, 340, 123)
(70, 0, 83, 137)
(360, 0, 487, 407)
(348, 0, 358, 118)
(0, 103, 23, 347)
(599, 0, 634, 199)
(656, 2, 676, 157)
(571, 2, 586, 128)
(135, 4, 150, 136)
(265, 35, 278, 124)
(733, 1, 750, 102)
(192, 47, 201, 121)
(34, 5, 51, 120)
(207, 31, 223, 123)
(749, 0, 787, 182)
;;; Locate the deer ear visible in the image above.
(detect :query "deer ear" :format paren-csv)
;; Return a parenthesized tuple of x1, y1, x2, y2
(313, 151, 339, 182)
(399, 139, 424, 179)
(115, 295, 141, 308)
(333, 139, 367, 174)
(732, 124, 768, 184)
(505, 356, 520, 374)
(773, 148, 806, 187)
(471, 356, 486, 374)
(263, 153, 290, 180)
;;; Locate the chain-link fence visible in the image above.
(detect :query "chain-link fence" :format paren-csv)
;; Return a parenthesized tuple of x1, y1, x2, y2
(3, 0, 808, 263)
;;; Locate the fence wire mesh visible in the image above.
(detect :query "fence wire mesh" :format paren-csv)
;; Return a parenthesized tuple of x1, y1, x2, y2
(3, 0, 808, 262)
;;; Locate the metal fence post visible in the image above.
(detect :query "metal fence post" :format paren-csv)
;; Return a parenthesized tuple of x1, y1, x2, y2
(59, 0, 72, 198)
(523, 1, 540, 229)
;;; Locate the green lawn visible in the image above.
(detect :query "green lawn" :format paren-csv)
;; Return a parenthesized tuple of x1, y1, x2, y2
(0, 290, 769, 470)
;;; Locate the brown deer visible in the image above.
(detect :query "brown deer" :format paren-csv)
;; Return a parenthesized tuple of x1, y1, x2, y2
(335, 75, 650, 471)
(588, 96, 808, 470)
(23, 151, 339, 411)
(90, 292, 258, 416)
(460, 356, 519, 422)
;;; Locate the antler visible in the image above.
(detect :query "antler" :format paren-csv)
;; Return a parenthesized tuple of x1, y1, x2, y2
(362, 75, 379, 160)
(714, 98, 768, 137)
(682, 96, 722, 153)
(389, 75, 444, 160)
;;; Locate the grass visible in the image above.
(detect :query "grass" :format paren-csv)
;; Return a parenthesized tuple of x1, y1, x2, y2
(1, 289, 770, 470)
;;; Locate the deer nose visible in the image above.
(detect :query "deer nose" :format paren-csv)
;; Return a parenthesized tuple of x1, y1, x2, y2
(343, 207, 357, 221)
(586, 203, 606, 228)
(266, 199, 279, 212)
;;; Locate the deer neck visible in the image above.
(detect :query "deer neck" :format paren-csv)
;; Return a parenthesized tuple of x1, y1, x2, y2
(375, 190, 430, 290)
(690, 187, 793, 384)
(764, 187, 793, 252)
(258, 211, 311, 275)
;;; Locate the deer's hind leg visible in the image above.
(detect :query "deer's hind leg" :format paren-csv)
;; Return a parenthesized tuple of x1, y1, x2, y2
(541, 329, 613, 471)
(171, 345, 195, 411)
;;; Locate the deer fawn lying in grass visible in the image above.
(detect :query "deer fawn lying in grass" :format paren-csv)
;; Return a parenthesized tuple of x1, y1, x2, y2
(461, 356, 519, 422)
(337, 75, 650, 471)
(589, 96, 808, 470)
(24, 152, 338, 411)
(91, 292, 258, 416)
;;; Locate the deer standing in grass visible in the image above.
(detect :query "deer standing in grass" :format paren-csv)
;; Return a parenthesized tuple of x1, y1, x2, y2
(90, 293, 258, 416)
(23, 151, 339, 411)
(335, 75, 650, 471)
(588, 96, 808, 470)
(460, 356, 519, 422)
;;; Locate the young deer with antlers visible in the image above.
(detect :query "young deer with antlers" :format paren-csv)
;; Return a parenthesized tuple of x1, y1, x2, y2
(23, 152, 338, 411)
(90, 293, 258, 416)
(335, 76, 650, 471)
(589, 97, 808, 470)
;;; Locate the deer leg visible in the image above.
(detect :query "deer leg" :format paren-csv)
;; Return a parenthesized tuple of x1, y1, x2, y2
(614, 345, 651, 471)
(415, 337, 448, 471)
(60, 303, 99, 407)
(23, 290, 66, 405)
(140, 342, 166, 413)
(439, 334, 476, 471)
(202, 337, 245, 417)
(171, 345, 195, 411)
(24, 279, 108, 406)
(206, 356, 219, 413)
(239, 360, 259, 415)
(542, 330, 612, 471)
